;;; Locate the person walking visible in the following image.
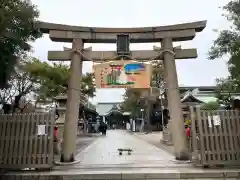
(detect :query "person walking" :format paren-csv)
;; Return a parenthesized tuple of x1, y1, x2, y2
(103, 122, 107, 135)
(99, 122, 107, 136)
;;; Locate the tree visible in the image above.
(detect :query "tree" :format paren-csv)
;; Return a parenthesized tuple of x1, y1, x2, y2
(0, 57, 39, 113)
(215, 77, 237, 108)
(208, 0, 240, 60)
(121, 89, 143, 116)
(25, 58, 95, 102)
(209, 0, 240, 107)
(81, 72, 95, 98)
(0, 0, 42, 89)
(208, 1, 240, 87)
(0, 57, 96, 113)
(151, 60, 165, 88)
(25, 58, 69, 102)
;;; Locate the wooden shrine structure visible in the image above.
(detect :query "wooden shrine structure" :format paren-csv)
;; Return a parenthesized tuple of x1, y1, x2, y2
(39, 20, 206, 162)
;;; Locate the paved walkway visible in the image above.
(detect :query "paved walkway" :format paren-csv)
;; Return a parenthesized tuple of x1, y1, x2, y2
(54, 135, 99, 163)
(8, 130, 240, 179)
(132, 131, 175, 155)
(73, 130, 182, 168)
(76, 135, 99, 155)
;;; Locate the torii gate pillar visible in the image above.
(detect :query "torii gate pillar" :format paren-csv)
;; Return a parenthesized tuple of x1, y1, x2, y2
(162, 38, 188, 160)
(61, 39, 83, 162)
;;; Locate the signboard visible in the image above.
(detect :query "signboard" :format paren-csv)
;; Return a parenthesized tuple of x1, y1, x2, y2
(94, 60, 151, 89)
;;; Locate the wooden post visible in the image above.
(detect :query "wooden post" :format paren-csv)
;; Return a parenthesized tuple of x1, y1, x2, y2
(162, 38, 189, 160)
(61, 39, 83, 162)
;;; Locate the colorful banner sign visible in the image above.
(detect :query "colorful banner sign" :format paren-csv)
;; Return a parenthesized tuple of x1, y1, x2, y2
(93, 60, 151, 89)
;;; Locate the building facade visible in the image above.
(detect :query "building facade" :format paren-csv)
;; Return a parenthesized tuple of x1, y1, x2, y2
(96, 102, 130, 129)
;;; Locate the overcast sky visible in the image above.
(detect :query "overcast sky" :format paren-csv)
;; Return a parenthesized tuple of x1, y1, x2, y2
(31, 0, 231, 104)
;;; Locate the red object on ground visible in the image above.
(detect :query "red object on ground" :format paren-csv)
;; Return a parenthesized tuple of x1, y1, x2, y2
(186, 127, 190, 137)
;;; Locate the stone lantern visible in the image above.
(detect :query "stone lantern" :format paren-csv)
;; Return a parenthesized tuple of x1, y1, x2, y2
(54, 95, 68, 137)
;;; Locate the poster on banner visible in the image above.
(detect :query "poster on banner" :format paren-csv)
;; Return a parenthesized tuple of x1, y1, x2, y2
(93, 60, 152, 89)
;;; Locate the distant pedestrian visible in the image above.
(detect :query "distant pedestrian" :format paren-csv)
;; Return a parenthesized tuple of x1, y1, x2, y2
(99, 122, 107, 136)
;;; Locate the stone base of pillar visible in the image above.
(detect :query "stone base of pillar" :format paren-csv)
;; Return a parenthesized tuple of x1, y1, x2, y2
(175, 151, 190, 161)
(160, 123, 190, 161)
(60, 153, 75, 163)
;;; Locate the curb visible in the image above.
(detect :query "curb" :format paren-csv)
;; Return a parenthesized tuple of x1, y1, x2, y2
(3, 169, 240, 179)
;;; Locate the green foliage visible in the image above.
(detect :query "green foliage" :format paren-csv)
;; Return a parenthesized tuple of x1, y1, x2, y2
(121, 89, 141, 115)
(201, 101, 221, 110)
(0, 57, 40, 113)
(121, 89, 149, 117)
(151, 60, 164, 87)
(209, 0, 240, 106)
(25, 58, 68, 100)
(81, 73, 95, 98)
(25, 58, 95, 102)
(0, 0, 42, 88)
(215, 77, 237, 107)
(208, 0, 240, 60)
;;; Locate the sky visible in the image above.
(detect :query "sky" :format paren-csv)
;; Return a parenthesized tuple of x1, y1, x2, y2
(31, 0, 231, 104)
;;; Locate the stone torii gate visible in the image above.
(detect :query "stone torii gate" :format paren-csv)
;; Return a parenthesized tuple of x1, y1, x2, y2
(39, 20, 206, 162)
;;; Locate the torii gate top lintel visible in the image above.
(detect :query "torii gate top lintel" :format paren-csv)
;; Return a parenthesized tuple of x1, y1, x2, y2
(39, 20, 206, 43)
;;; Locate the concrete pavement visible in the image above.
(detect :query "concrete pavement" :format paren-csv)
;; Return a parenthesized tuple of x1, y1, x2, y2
(75, 135, 99, 155)
(132, 131, 175, 155)
(74, 129, 178, 167)
(3, 130, 240, 179)
(54, 134, 99, 163)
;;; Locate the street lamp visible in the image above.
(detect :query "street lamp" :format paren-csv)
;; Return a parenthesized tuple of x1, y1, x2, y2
(157, 80, 166, 130)
(140, 108, 144, 132)
(159, 93, 165, 129)
(140, 108, 144, 120)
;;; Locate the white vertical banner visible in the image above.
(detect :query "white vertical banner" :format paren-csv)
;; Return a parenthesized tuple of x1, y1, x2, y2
(208, 116, 212, 128)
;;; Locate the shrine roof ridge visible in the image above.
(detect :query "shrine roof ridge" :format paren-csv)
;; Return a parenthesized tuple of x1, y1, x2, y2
(39, 20, 206, 34)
